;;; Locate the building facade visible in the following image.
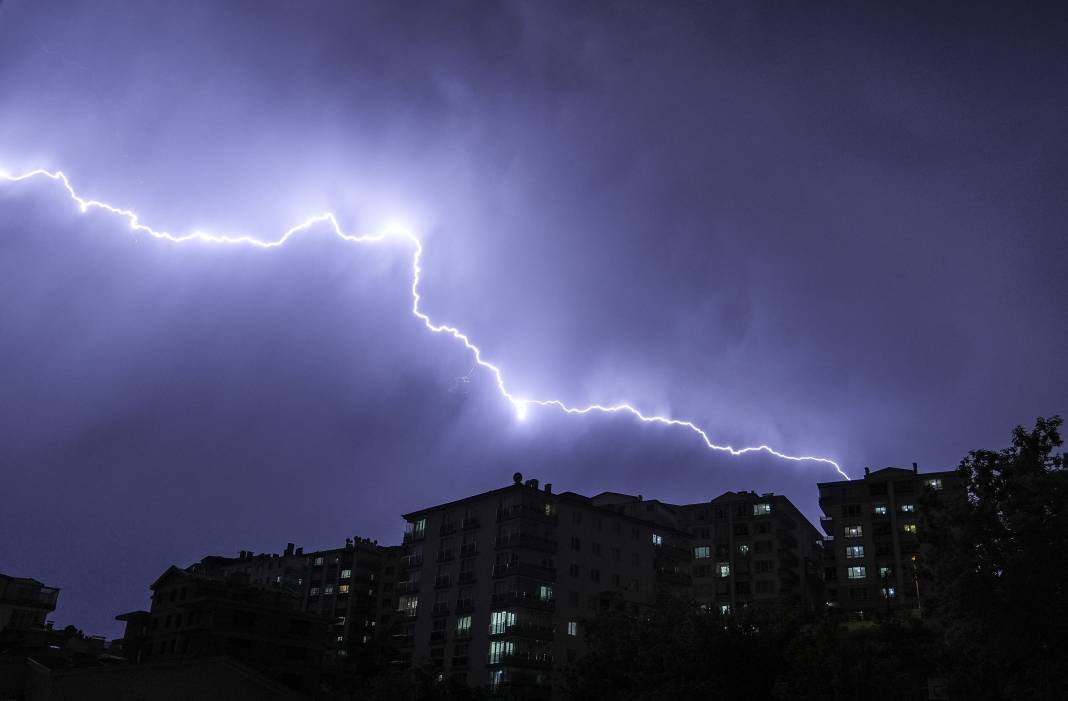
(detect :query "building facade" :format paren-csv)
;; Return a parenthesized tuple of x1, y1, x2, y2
(0, 573, 59, 633)
(818, 464, 963, 617)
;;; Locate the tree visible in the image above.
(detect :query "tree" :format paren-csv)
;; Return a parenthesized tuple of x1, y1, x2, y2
(919, 416, 1068, 699)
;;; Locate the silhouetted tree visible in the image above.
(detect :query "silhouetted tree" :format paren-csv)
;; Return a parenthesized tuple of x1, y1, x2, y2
(919, 416, 1068, 699)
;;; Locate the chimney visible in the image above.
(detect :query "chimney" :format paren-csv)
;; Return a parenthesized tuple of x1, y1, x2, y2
(912, 462, 918, 473)
(544, 483, 552, 494)
(864, 467, 870, 477)
(284, 543, 294, 557)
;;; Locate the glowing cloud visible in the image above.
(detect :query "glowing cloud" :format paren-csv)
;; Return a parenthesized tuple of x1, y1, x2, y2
(1, 167, 850, 479)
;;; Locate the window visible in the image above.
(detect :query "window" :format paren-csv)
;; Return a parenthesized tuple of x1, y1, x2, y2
(399, 595, 419, 615)
(847, 566, 867, 580)
(694, 546, 711, 559)
(755, 579, 775, 594)
(652, 533, 663, 546)
(310, 587, 320, 596)
(592, 543, 602, 556)
(849, 587, 868, 601)
(489, 610, 515, 635)
(881, 587, 897, 599)
(733, 523, 750, 536)
(340, 568, 351, 579)
(413, 518, 427, 538)
(846, 545, 865, 559)
(590, 569, 601, 583)
(754, 540, 772, 554)
(719, 604, 731, 615)
(567, 621, 577, 636)
(873, 505, 887, 516)
(902, 523, 917, 535)
(842, 504, 861, 517)
(338, 584, 350, 594)
(456, 615, 472, 637)
(488, 640, 514, 664)
(569, 563, 579, 578)
(570, 537, 581, 551)
(879, 566, 893, 579)
(324, 585, 334, 595)
(738, 544, 750, 555)
(844, 525, 863, 538)
(924, 478, 943, 491)
(900, 504, 915, 513)
(313, 556, 324, 566)
(717, 562, 731, 578)
(538, 585, 553, 602)
(754, 560, 774, 574)
(612, 547, 621, 561)
(753, 502, 771, 516)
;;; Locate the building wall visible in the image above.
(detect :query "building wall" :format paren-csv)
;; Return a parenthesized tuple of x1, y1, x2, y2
(818, 465, 963, 616)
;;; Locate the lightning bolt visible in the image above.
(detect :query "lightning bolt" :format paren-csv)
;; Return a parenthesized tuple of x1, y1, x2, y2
(0, 166, 850, 480)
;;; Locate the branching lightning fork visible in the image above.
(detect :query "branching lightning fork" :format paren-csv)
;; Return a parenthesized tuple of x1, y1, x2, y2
(0, 167, 849, 479)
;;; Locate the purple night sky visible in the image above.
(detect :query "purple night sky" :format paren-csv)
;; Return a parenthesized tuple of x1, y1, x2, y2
(1, 1, 1065, 637)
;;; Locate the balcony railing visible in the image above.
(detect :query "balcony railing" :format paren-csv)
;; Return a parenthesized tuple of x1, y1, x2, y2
(434, 575, 452, 589)
(502, 622, 555, 641)
(655, 570, 692, 586)
(490, 591, 555, 611)
(436, 550, 455, 563)
(396, 580, 421, 595)
(492, 562, 557, 582)
(496, 503, 559, 524)
(489, 652, 554, 670)
(494, 533, 558, 553)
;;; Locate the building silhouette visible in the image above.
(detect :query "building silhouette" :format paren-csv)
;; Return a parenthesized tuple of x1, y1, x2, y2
(818, 463, 963, 616)
(391, 473, 825, 699)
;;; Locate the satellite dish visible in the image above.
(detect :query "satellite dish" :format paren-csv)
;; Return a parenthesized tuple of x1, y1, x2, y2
(513, 472, 523, 484)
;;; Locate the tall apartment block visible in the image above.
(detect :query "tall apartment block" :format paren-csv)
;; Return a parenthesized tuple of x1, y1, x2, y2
(678, 491, 825, 614)
(818, 464, 963, 616)
(393, 474, 692, 699)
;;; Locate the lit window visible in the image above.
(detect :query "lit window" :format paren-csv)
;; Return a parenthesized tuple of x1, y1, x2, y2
(717, 562, 731, 578)
(924, 478, 943, 491)
(694, 546, 711, 559)
(313, 556, 324, 566)
(488, 640, 514, 665)
(846, 545, 865, 559)
(324, 585, 334, 595)
(455, 615, 472, 636)
(411, 518, 426, 539)
(336, 635, 344, 643)
(902, 523, 917, 535)
(738, 544, 750, 555)
(873, 505, 887, 516)
(567, 621, 577, 636)
(881, 587, 897, 599)
(844, 525, 863, 538)
(340, 569, 351, 579)
(538, 585, 553, 602)
(489, 610, 515, 635)
(752, 503, 771, 516)
(310, 587, 320, 596)
(879, 566, 892, 579)
(719, 604, 731, 615)
(900, 504, 915, 513)
(847, 566, 867, 579)
(338, 584, 350, 594)
(398, 595, 419, 615)
(652, 533, 663, 546)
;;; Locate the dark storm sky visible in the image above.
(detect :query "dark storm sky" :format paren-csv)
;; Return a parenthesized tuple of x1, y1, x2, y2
(1, 1, 1065, 636)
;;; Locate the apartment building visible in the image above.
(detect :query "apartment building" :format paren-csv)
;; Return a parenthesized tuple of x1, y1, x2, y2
(818, 463, 963, 616)
(393, 474, 692, 699)
(678, 491, 825, 615)
(0, 572, 59, 633)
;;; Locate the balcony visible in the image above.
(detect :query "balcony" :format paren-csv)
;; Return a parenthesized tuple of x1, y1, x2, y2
(454, 628, 472, 642)
(490, 652, 554, 670)
(458, 571, 476, 585)
(503, 622, 555, 641)
(492, 562, 557, 582)
(494, 533, 558, 553)
(455, 599, 474, 614)
(432, 602, 450, 616)
(460, 543, 478, 557)
(436, 550, 455, 563)
(656, 570, 692, 586)
(396, 580, 420, 595)
(461, 516, 481, 530)
(490, 591, 555, 611)
(434, 575, 452, 589)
